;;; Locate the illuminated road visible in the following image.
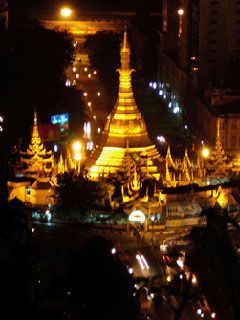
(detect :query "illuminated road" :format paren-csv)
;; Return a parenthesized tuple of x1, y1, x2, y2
(33, 222, 221, 319)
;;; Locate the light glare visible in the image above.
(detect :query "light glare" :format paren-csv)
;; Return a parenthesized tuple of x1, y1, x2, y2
(60, 7, 72, 18)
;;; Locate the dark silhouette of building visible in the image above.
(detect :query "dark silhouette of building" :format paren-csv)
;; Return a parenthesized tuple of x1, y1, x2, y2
(159, 0, 240, 143)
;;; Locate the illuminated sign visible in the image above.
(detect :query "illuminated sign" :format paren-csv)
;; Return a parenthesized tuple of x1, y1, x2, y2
(129, 210, 145, 223)
(51, 113, 69, 125)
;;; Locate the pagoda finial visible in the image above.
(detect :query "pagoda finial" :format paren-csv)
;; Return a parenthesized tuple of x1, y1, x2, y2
(121, 28, 129, 52)
(119, 30, 131, 71)
(34, 109, 38, 126)
(217, 117, 220, 140)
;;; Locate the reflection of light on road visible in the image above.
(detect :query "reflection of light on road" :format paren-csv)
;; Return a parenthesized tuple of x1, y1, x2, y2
(136, 254, 145, 270)
(136, 254, 150, 270)
(128, 267, 133, 274)
(192, 274, 197, 285)
(141, 255, 150, 270)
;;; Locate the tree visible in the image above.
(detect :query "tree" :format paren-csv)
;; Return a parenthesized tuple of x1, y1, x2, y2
(55, 173, 110, 219)
(0, 199, 33, 318)
(0, 20, 85, 151)
(31, 230, 140, 319)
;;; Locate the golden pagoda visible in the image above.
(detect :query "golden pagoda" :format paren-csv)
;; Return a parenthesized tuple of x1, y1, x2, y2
(207, 118, 232, 177)
(89, 31, 160, 178)
(20, 111, 54, 177)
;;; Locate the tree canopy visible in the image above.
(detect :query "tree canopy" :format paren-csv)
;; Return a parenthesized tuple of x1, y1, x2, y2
(0, 20, 84, 151)
(55, 173, 111, 219)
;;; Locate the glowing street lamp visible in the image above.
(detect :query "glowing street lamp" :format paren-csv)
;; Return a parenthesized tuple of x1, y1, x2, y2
(74, 153, 81, 161)
(202, 147, 210, 159)
(72, 141, 82, 152)
(178, 8, 184, 37)
(60, 7, 72, 18)
(178, 8, 184, 16)
(72, 141, 82, 173)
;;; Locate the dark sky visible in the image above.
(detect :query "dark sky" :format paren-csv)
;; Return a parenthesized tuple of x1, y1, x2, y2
(9, 0, 162, 20)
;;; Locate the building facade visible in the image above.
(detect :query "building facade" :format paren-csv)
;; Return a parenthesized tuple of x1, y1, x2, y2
(159, 0, 240, 142)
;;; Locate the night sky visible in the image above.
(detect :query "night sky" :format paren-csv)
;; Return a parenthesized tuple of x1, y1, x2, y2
(9, 0, 162, 20)
(1, 1, 162, 152)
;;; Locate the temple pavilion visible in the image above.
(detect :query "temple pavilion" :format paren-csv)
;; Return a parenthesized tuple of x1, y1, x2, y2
(88, 31, 160, 178)
(19, 111, 54, 178)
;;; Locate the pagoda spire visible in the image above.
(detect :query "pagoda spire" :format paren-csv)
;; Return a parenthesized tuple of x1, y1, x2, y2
(208, 118, 231, 177)
(20, 111, 53, 176)
(181, 149, 192, 181)
(166, 145, 177, 169)
(88, 31, 160, 178)
(27, 110, 45, 155)
(211, 118, 227, 163)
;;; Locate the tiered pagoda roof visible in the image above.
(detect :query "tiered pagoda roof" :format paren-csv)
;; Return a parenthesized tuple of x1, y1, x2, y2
(89, 31, 160, 177)
(207, 118, 232, 177)
(20, 111, 54, 177)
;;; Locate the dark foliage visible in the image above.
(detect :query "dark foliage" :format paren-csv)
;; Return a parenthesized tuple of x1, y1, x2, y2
(55, 172, 109, 217)
(32, 228, 140, 319)
(0, 21, 84, 151)
(0, 199, 32, 318)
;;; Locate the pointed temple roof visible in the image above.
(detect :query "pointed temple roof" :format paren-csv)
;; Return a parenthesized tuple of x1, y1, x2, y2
(208, 118, 231, 177)
(89, 31, 160, 177)
(20, 111, 53, 176)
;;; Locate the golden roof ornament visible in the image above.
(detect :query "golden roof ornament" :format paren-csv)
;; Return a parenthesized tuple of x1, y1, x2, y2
(20, 111, 53, 177)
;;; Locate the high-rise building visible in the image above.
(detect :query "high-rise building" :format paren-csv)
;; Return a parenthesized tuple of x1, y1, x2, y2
(159, 0, 240, 141)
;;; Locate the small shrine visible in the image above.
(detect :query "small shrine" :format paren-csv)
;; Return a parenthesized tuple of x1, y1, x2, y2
(19, 111, 54, 178)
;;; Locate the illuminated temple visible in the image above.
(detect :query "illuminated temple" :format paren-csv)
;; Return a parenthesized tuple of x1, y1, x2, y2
(89, 31, 160, 177)
(19, 111, 54, 178)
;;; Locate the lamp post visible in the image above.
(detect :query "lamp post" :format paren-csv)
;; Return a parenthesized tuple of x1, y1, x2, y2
(178, 8, 184, 37)
(60, 7, 73, 18)
(72, 141, 82, 173)
(201, 146, 210, 182)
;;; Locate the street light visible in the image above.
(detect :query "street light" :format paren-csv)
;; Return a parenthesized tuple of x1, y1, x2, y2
(60, 7, 72, 18)
(72, 141, 82, 173)
(178, 8, 184, 37)
(178, 8, 184, 15)
(202, 147, 210, 159)
(72, 141, 82, 152)
(200, 147, 210, 182)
